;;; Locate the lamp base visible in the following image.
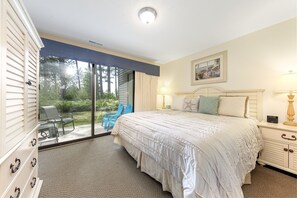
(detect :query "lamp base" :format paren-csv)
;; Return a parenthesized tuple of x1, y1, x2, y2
(283, 121, 297, 127)
(283, 92, 297, 127)
(162, 95, 166, 109)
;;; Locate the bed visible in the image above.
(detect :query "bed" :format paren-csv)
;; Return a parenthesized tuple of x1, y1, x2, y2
(111, 87, 264, 198)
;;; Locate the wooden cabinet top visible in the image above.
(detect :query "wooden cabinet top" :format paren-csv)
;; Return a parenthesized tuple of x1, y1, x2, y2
(258, 121, 297, 133)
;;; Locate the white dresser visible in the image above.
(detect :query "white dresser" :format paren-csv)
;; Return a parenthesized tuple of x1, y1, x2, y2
(0, 0, 43, 197)
(258, 121, 297, 174)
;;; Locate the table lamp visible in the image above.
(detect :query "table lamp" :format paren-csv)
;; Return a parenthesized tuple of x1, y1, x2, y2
(159, 87, 168, 109)
(276, 71, 297, 126)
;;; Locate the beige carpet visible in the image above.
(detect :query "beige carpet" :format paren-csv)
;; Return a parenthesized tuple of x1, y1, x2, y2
(38, 136, 297, 198)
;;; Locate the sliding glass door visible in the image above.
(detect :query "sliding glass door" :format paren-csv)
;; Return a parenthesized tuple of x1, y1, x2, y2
(38, 56, 134, 147)
(95, 67, 134, 134)
(94, 65, 119, 134)
(39, 57, 92, 145)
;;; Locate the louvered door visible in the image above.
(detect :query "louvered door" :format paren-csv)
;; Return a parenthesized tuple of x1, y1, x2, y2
(289, 145, 297, 171)
(25, 35, 39, 132)
(260, 140, 288, 168)
(3, 0, 27, 154)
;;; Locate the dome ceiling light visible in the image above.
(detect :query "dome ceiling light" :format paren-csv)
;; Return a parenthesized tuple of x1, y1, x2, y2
(138, 7, 157, 25)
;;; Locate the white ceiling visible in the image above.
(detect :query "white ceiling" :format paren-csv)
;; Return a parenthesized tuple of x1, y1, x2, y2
(23, 0, 296, 64)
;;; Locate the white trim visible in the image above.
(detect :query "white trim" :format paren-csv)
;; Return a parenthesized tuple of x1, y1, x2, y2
(8, 0, 44, 48)
(257, 159, 297, 175)
(32, 179, 43, 198)
(0, 0, 4, 157)
(258, 121, 297, 133)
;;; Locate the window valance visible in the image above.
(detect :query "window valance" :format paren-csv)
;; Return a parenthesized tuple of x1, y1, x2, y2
(40, 38, 160, 76)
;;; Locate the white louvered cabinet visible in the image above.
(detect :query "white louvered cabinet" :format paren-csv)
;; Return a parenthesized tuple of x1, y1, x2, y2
(258, 122, 297, 175)
(0, 0, 43, 197)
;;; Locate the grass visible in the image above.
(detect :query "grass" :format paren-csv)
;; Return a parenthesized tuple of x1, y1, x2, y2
(71, 111, 116, 126)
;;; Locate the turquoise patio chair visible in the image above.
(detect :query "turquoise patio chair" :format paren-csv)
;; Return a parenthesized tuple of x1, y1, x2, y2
(123, 104, 133, 114)
(106, 104, 133, 131)
(102, 104, 124, 130)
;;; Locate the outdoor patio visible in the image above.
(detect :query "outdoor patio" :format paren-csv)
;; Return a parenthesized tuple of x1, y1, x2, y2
(38, 123, 108, 146)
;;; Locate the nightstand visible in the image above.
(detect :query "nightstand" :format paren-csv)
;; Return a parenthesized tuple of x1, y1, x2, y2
(258, 121, 297, 174)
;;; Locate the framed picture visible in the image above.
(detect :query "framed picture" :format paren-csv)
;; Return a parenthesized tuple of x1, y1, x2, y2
(191, 51, 227, 85)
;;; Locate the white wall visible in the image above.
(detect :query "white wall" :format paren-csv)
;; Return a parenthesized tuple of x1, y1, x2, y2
(158, 18, 297, 122)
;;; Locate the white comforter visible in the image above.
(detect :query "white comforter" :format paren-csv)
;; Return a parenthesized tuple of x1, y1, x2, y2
(111, 111, 263, 198)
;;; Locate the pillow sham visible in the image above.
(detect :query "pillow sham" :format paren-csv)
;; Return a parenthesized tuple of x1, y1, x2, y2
(172, 95, 185, 111)
(198, 96, 219, 115)
(183, 97, 199, 112)
(218, 96, 249, 118)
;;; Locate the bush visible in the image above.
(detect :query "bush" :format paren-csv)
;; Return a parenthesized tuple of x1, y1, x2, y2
(40, 98, 119, 113)
(96, 98, 119, 111)
(101, 92, 117, 100)
(64, 86, 79, 100)
(56, 100, 92, 112)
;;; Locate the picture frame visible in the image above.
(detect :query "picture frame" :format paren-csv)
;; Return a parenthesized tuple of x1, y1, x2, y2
(191, 51, 227, 85)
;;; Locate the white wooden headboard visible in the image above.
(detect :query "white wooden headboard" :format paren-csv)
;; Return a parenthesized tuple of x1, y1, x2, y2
(176, 86, 265, 121)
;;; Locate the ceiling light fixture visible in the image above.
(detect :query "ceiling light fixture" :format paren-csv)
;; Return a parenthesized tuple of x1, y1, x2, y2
(138, 7, 157, 25)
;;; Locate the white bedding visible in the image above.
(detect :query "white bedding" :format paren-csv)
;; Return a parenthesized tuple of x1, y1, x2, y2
(111, 111, 263, 198)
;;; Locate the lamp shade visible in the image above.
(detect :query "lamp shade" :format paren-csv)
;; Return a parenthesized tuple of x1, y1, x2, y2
(276, 71, 297, 93)
(159, 87, 169, 95)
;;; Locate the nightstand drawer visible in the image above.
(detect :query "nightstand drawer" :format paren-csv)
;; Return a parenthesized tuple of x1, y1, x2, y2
(262, 128, 297, 144)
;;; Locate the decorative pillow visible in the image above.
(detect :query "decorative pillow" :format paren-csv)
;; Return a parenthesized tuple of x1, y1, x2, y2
(183, 97, 199, 112)
(172, 95, 185, 111)
(218, 96, 249, 118)
(198, 96, 219, 115)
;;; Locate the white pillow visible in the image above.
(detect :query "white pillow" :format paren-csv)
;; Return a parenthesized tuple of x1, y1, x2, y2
(218, 96, 248, 118)
(183, 96, 199, 112)
(172, 95, 185, 111)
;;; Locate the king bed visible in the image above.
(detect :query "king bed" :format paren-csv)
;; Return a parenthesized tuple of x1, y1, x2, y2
(111, 87, 264, 198)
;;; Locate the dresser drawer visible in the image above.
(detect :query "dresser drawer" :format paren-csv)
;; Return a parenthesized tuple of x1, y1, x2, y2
(22, 167, 38, 198)
(1, 167, 38, 198)
(0, 130, 37, 196)
(1, 149, 37, 198)
(262, 127, 297, 144)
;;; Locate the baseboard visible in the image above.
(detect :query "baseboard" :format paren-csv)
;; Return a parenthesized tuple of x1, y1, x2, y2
(257, 162, 297, 179)
(39, 132, 111, 151)
(33, 179, 43, 198)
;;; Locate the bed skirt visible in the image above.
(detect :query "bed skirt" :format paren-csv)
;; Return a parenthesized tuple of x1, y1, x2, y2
(114, 136, 251, 198)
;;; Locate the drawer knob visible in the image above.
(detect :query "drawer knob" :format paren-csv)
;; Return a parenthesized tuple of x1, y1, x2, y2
(289, 149, 294, 153)
(9, 187, 21, 198)
(31, 138, 37, 147)
(30, 177, 37, 188)
(281, 134, 297, 141)
(31, 158, 37, 167)
(283, 148, 288, 152)
(10, 158, 21, 174)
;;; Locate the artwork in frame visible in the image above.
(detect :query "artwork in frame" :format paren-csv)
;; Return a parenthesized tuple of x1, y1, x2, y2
(191, 51, 227, 85)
